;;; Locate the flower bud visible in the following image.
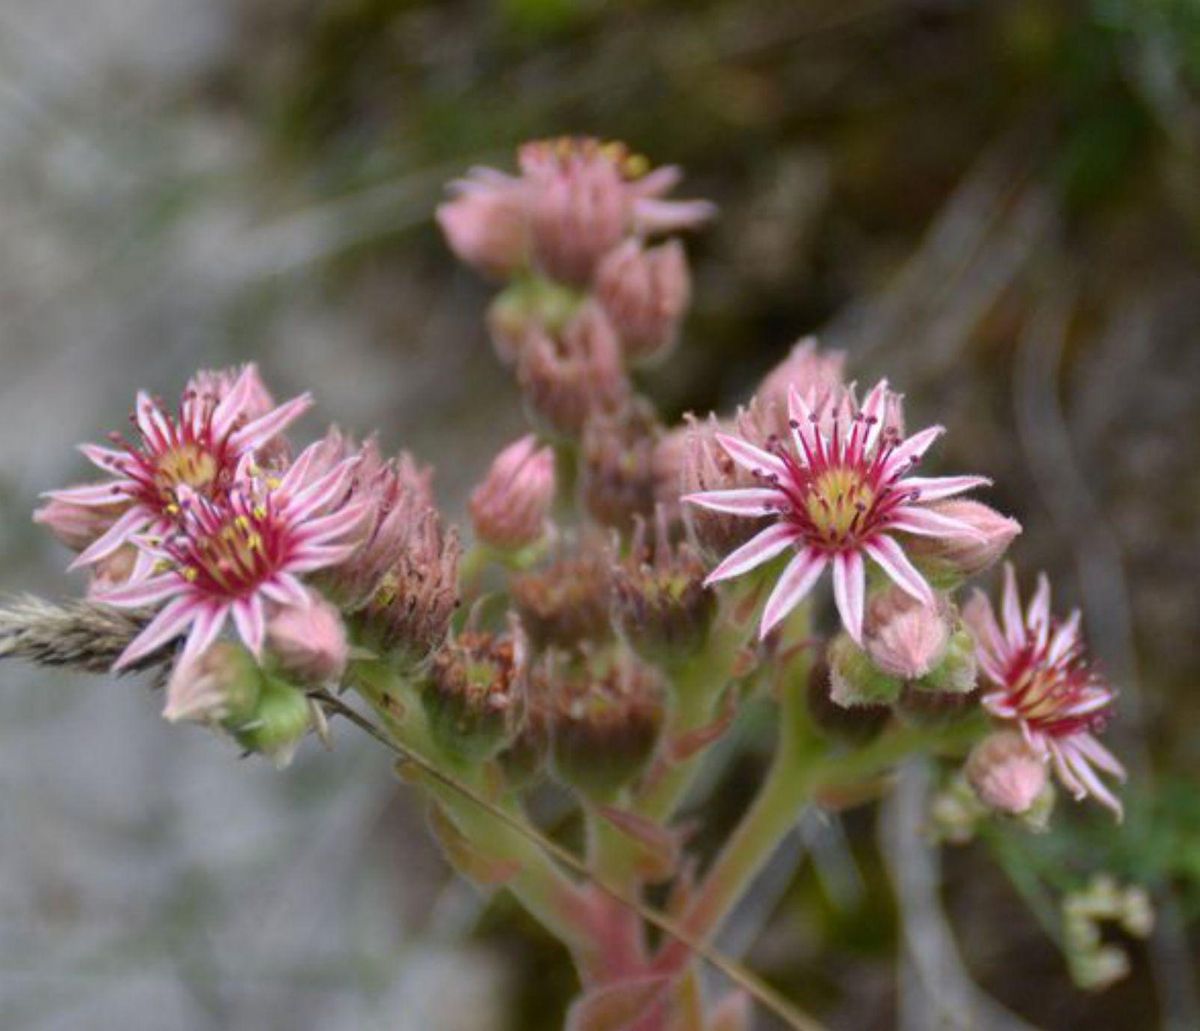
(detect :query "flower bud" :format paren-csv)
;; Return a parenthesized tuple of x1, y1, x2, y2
(544, 647, 665, 800)
(469, 435, 556, 553)
(424, 625, 527, 765)
(612, 507, 715, 667)
(266, 593, 349, 685)
(521, 137, 633, 285)
(805, 660, 891, 743)
(753, 336, 846, 436)
(595, 238, 690, 365)
(905, 500, 1021, 583)
(580, 402, 660, 532)
(436, 168, 529, 280)
(486, 276, 583, 365)
(916, 626, 978, 695)
(34, 496, 128, 553)
(965, 731, 1049, 816)
(516, 304, 630, 438)
(230, 675, 313, 768)
(163, 641, 262, 725)
(826, 633, 902, 708)
(511, 543, 614, 650)
(862, 586, 950, 680)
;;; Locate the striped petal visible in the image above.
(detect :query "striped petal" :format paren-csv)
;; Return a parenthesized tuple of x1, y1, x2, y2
(883, 424, 943, 478)
(114, 595, 198, 670)
(759, 548, 827, 639)
(896, 474, 990, 502)
(95, 572, 179, 608)
(69, 507, 150, 570)
(704, 522, 799, 586)
(682, 487, 787, 517)
(831, 550, 866, 643)
(888, 504, 986, 540)
(714, 433, 789, 482)
(863, 534, 934, 606)
(229, 392, 312, 453)
(233, 595, 266, 658)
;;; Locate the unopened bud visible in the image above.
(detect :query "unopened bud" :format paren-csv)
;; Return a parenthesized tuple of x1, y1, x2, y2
(806, 660, 890, 743)
(486, 276, 583, 365)
(612, 507, 715, 666)
(827, 633, 902, 708)
(163, 641, 262, 725)
(863, 586, 950, 680)
(266, 593, 349, 685)
(966, 731, 1049, 816)
(469, 435, 556, 553)
(511, 543, 614, 649)
(906, 500, 1021, 584)
(580, 402, 660, 532)
(754, 337, 846, 436)
(595, 238, 690, 365)
(546, 648, 665, 800)
(231, 675, 313, 768)
(436, 169, 529, 280)
(516, 304, 630, 438)
(424, 626, 527, 765)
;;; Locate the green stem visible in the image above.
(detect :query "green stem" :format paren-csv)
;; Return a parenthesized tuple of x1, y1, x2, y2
(350, 660, 590, 955)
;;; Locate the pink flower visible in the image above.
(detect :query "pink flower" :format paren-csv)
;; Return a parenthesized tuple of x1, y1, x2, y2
(436, 168, 530, 279)
(684, 380, 991, 642)
(43, 366, 311, 575)
(964, 565, 1125, 819)
(98, 446, 367, 671)
(469, 434, 556, 551)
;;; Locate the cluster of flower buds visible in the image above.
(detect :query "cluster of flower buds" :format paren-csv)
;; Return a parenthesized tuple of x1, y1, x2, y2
(438, 136, 714, 433)
(36, 365, 465, 763)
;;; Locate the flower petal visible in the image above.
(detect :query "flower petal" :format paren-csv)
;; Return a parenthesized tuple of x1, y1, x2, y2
(714, 433, 789, 483)
(233, 596, 266, 658)
(95, 572, 179, 608)
(883, 424, 944, 478)
(682, 488, 786, 517)
(228, 393, 312, 454)
(896, 475, 991, 502)
(863, 534, 934, 606)
(888, 504, 986, 540)
(703, 522, 799, 586)
(831, 550, 866, 643)
(759, 549, 827, 639)
(1001, 563, 1025, 650)
(43, 481, 128, 507)
(70, 507, 151, 570)
(114, 595, 198, 670)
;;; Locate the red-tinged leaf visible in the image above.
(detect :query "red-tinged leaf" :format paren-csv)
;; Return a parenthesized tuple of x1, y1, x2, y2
(667, 690, 737, 763)
(565, 975, 673, 1031)
(427, 801, 521, 886)
(595, 804, 681, 882)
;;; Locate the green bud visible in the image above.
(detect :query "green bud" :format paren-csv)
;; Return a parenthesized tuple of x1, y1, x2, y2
(827, 633, 902, 708)
(229, 676, 313, 768)
(915, 627, 977, 695)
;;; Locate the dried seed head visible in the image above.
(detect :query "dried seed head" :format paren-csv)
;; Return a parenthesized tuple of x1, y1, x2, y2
(510, 541, 615, 650)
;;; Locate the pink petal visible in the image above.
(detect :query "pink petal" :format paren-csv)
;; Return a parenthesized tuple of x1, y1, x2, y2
(888, 504, 986, 540)
(180, 604, 228, 665)
(228, 393, 312, 453)
(69, 507, 150, 570)
(210, 365, 257, 437)
(1073, 733, 1127, 781)
(682, 487, 786, 517)
(831, 550, 866, 643)
(288, 458, 357, 520)
(261, 573, 311, 608)
(632, 197, 716, 235)
(114, 595, 198, 670)
(80, 444, 130, 475)
(1028, 573, 1051, 648)
(714, 433, 789, 483)
(232, 596, 266, 657)
(1050, 742, 1087, 800)
(1047, 610, 1081, 664)
(1061, 743, 1123, 820)
(896, 475, 991, 502)
(759, 549, 827, 639)
(96, 572, 179, 608)
(863, 534, 934, 606)
(1002, 563, 1025, 650)
(297, 500, 371, 546)
(289, 542, 360, 573)
(859, 379, 890, 453)
(45, 482, 128, 507)
(883, 424, 944, 477)
(963, 590, 1007, 673)
(703, 522, 799, 586)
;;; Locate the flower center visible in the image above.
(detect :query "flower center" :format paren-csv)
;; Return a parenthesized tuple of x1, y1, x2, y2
(156, 443, 219, 497)
(802, 466, 877, 547)
(170, 501, 282, 600)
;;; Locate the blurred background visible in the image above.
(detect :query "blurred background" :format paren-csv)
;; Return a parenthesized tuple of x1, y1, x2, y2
(0, 0, 1197, 1028)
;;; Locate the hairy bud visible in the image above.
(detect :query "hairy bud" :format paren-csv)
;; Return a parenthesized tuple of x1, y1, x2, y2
(469, 434, 556, 552)
(863, 586, 951, 680)
(595, 238, 690, 365)
(754, 336, 846, 435)
(580, 402, 661, 532)
(965, 731, 1049, 816)
(906, 500, 1021, 583)
(516, 304, 630, 437)
(827, 633, 902, 708)
(266, 593, 349, 685)
(230, 676, 313, 769)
